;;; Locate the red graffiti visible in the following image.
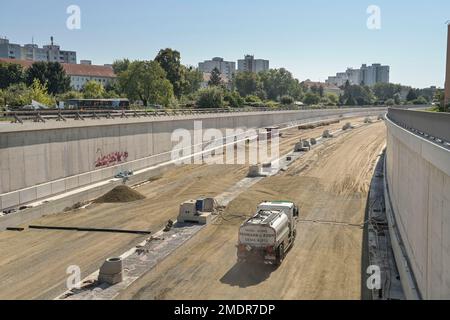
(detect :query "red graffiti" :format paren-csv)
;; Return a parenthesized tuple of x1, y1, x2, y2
(95, 151, 129, 168)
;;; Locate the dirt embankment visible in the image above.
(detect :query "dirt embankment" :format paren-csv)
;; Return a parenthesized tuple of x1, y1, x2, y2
(94, 186, 146, 204)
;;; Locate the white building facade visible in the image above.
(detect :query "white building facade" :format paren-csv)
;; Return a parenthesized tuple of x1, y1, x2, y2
(326, 63, 390, 87)
(63, 64, 116, 91)
(198, 57, 236, 81)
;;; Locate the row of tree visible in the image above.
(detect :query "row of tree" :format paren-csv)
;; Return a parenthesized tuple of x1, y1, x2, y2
(0, 60, 125, 108)
(0, 61, 71, 94)
(232, 68, 303, 102)
(300, 81, 437, 107)
(0, 48, 443, 109)
(112, 49, 203, 107)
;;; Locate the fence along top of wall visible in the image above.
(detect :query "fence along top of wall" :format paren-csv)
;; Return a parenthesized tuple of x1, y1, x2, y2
(387, 108, 450, 143)
(0, 107, 388, 134)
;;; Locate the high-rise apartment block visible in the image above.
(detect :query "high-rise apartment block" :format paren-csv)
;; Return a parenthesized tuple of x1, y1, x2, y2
(237, 55, 269, 73)
(326, 63, 390, 87)
(0, 37, 77, 64)
(198, 57, 236, 81)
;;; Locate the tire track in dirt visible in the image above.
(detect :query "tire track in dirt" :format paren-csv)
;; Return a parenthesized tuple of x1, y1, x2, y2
(117, 121, 386, 300)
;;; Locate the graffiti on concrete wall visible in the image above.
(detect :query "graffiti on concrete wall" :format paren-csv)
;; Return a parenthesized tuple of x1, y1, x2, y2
(95, 151, 129, 168)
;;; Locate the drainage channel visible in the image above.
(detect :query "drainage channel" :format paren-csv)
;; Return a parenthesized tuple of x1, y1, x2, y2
(56, 121, 372, 300)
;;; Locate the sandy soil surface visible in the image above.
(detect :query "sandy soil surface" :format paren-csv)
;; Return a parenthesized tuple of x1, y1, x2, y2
(0, 118, 360, 300)
(116, 121, 386, 300)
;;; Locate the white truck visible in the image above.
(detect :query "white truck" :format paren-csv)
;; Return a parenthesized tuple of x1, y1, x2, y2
(237, 201, 299, 266)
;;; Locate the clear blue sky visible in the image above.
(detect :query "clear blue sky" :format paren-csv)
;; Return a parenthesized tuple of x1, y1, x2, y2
(1, 0, 449, 88)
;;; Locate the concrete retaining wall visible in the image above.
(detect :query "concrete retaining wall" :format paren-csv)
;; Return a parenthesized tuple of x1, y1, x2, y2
(0, 108, 386, 210)
(385, 110, 450, 299)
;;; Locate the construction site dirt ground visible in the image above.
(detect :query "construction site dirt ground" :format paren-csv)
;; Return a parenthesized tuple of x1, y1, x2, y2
(0, 116, 379, 300)
(116, 121, 387, 300)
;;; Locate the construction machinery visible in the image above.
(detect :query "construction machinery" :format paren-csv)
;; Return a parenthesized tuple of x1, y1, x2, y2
(342, 122, 353, 131)
(237, 201, 299, 266)
(177, 197, 215, 225)
(322, 130, 333, 138)
(295, 139, 311, 152)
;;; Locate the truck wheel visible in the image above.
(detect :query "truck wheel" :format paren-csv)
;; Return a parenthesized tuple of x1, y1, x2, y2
(276, 244, 285, 266)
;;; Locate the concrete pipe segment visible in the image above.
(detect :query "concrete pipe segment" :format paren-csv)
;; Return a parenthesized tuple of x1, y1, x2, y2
(98, 257, 123, 285)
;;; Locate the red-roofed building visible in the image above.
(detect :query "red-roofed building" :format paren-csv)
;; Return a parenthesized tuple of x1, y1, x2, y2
(0, 58, 117, 91)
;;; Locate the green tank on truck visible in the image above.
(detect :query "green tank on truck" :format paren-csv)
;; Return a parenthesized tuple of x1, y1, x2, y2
(237, 201, 299, 266)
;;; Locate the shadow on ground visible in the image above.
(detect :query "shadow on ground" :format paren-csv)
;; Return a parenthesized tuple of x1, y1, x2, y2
(220, 262, 276, 288)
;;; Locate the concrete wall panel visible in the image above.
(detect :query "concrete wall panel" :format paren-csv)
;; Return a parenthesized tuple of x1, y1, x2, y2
(386, 116, 450, 299)
(19, 187, 37, 204)
(0, 108, 387, 210)
(51, 180, 66, 195)
(36, 183, 52, 200)
(1, 191, 20, 209)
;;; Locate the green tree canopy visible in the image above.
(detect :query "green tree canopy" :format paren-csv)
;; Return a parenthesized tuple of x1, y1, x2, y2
(303, 92, 320, 105)
(372, 83, 402, 101)
(26, 79, 55, 106)
(118, 60, 174, 107)
(259, 68, 300, 101)
(1, 83, 31, 107)
(208, 67, 223, 87)
(393, 93, 402, 105)
(196, 87, 224, 109)
(280, 95, 294, 105)
(325, 93, 339, 106)
(183, 67, 203, 95)
(26, 62, 71, 95)
(155, 48, 185, 97)
(345, 94, 357, 106)
(82, 80, 105, 99)
(412, 96, 428, 105)
(234, 72, 262, 97)
(343, 84, 374, 105)
(385, 98, 395, 106)
(406, 89, 418, 101)
(224, 90, 244, 108)
(56, 90, 84, 102)
(0, 62, 25, 89)
(112, 59, 131, 75)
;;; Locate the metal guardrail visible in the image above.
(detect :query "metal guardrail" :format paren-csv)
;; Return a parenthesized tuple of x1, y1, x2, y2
(0, 105, 420, 124)
(0, 106, 315, 123)
(0, 105, 367, 123)
(387, 108, 450, 146)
